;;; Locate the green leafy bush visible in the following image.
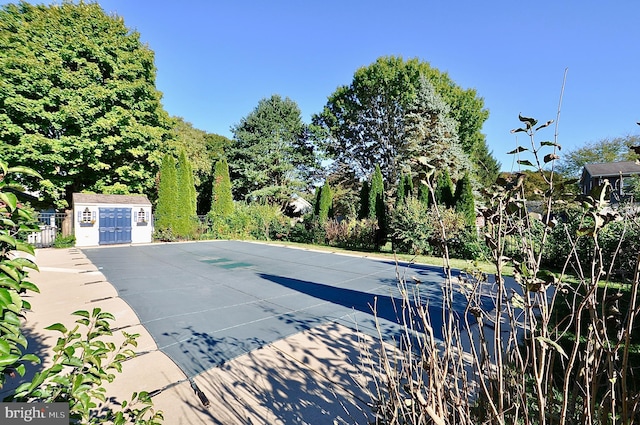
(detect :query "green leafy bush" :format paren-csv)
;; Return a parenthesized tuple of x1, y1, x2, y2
(53, 235, 75, 248)
(287, 218, 326, 245)
(207, 202, 288, 241)
(0, 160, 42, 388)
(11, 308, 163, 424)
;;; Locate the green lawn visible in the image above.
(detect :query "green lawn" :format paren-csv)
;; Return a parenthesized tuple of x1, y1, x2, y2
(263, 240, 508, 276)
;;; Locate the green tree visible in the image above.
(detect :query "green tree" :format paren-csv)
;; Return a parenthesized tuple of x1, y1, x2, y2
(434, 169, 455, 208)
(0, 2, 171, 208)
(174, 151, 197, 238)
(369, 164, 386, 247)
(168, 117, 230, 214)
(556, 135, 640, 177)
(317, 181, 333, 222)
(155, 154, 178, 237)
(210, 158, 234, 218)
(228, 95, 318, 203)
(454, 172, 476, 227)
(358, 181, 370, 220)
(397, 173, 407, 207)
(404, 76, 473, 183)
(325, 161, 360, 220)
(313, 56, 496, 185)
(396, 172, 414, 206)
(198, 133, 232, 214)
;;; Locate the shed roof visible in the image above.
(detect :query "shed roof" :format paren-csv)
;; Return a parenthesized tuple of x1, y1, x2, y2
(72, 193, 151, 205)
(583, 161, 640, 178)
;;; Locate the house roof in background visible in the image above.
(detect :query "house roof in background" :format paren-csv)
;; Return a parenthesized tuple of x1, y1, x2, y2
(583, 161, 640, 178)
(72, 193, 151, 206)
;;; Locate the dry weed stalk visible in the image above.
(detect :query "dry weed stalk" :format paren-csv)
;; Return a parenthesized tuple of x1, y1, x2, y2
(364, 74, 640, 424)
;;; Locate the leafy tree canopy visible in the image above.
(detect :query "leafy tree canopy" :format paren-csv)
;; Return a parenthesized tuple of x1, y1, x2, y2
(404, 76, 472, 183)
(210, 158, 233, 218)
(313, 56, 498, 186)
(228, 94, 319, 204)
(556, 134, 640, 178)
(0, 2, 172, 208)
(168, 117, 217, 188)
(168, 117, 231, 213)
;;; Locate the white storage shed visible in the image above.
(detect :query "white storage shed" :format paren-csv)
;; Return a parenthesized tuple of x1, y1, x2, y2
(73, 193, 153, 247)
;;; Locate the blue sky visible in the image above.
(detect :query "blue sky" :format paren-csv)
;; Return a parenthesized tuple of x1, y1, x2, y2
(5, 1, 640, 171)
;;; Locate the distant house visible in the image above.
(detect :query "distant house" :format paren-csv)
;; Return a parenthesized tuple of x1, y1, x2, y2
(580, 161, 640, 202)
(284, 194, 313, 218)
(73, 193, 153, 247)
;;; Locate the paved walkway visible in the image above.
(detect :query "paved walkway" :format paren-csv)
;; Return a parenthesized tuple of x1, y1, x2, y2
(2, 245, 393, 424)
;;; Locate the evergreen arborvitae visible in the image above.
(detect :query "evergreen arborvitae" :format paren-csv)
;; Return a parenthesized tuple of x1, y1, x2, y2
(435, 169, 455, 208)
(314, 185, 322, 216)
(396, 173, 406, 206)
(358, 181, 370, 220)
(175, 150, 197, 238)
(369, 165, 383, 220)
(397, 172, 414, 206)
(418, 182, 430, 206)
(369, 164, 386, 247)
(211, 158, 234, 218)
(318, 181, 332, 222)
(156, 154, 178, 235)
(454, 172, 476, 228)
(404, 173, 414, 200)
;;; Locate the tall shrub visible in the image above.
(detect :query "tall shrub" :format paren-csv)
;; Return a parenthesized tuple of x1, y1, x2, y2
(210, 158, 233, 218)
(397, 172, 415, 207)
(454, 172, 475, 227)
(175, 151, 197, 238)
(358, 181, 370, 220)
(155, 154, 178, 237)
(434, 168, 455, 207)
(313, 185, 322, 216)
(318, 181, 333, 222)
(369, 164, 386, 247)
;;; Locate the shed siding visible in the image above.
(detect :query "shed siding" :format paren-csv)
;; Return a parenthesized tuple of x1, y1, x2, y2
(73, 197, 153, 247)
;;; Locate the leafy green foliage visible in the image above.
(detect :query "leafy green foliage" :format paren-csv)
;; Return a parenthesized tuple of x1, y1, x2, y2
(323, 218, 378, 251)
(206, 202, 288, 241)
(10, 308, 163, 424)
(454, 172, 475, 227)
(404, 77, 472, 183)
(210, 158, 234, 218)
(317, 182, 333, 222)
(497, 170, 579, 201)
(434, 169, 455, 208)
(0, 2, 171, 208)
(53, 235, 76, 248)
(168, 118, 231, 214)
(154, 154, 178, 239)
(228, 95, 319, 203)
(358, 181, 370, 220)
(369, 165, 386, 247)
(313, 56, 495, 185)
(174, 151, 197, 239)
(556, 135, 640, 178)
(0, 160, 41, 389)
(390, 198, 466, 256)
(396, 172, 414, 206)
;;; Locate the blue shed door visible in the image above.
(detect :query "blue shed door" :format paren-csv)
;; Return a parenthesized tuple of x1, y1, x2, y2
(99, 208, 132, 245)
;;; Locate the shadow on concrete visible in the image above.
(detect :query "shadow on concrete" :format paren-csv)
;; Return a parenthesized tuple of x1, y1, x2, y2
(181, 321, 379, 424)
